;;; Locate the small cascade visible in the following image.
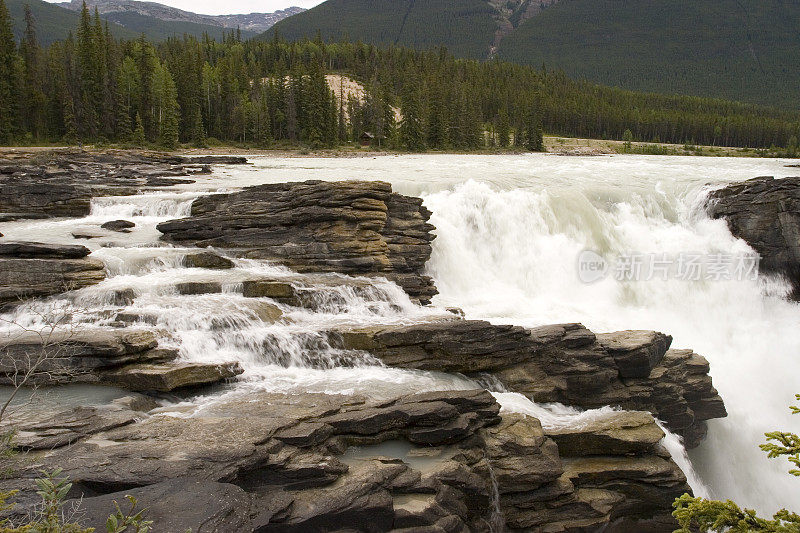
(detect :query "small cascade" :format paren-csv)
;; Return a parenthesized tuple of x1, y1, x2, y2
(485, 455, 505, 533)
(89, 193, 197, 219)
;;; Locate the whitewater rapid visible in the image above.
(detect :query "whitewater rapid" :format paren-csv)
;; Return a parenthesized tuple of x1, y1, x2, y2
(1, 153, 797, 515)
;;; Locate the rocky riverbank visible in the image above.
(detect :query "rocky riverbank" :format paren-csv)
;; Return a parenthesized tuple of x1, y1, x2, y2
(0, 150, 247, 221)
(0, 152, 737, 531)
(0, 389, 691, 532)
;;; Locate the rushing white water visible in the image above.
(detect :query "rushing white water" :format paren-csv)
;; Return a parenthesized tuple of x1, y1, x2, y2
(1, 153, 798, 516)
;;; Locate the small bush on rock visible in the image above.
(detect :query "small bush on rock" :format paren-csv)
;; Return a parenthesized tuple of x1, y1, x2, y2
(0, 469, 153, 533)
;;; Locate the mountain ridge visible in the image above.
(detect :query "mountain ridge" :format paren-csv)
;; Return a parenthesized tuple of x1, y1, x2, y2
(59, 0, 305, 33)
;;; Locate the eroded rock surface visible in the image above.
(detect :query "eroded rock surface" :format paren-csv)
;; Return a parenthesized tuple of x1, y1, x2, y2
(0, 150, 247, 220)
(1, 390, 691, 532)
(0, 242, 106, 308)
(333, 321, 725, 447)
(708, 175, 800, 297)
(0, 328, 239, 391)
(156, 180, 438, 303)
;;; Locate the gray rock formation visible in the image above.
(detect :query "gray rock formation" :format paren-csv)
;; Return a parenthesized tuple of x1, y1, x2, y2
(333, 320, 726, 447)
(707, 175, 800, 297)
(105, 361, 243, 391)
(1, 390, 691, 532)
(0, 151, 247, 220)
(156, 180, 438, 303)
(183, 251, 234, 269)
(100, 219, 135, 232)
(0, 242, 106, 308)
(0, 328, 239, 391)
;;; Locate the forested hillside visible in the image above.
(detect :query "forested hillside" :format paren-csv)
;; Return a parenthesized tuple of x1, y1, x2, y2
(0, 0, 798, 152)
(497, 0, 800, 109)
(268, 0, 800, 109)
(266, 0, 498, 59)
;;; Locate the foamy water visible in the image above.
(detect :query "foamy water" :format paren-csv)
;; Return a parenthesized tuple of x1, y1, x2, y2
(1, 153, 797, 515)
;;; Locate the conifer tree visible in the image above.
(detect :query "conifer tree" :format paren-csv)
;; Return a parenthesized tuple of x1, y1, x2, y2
(0, 0, 18, 143)
(497, 108, 511, 148)
(525, 108, 544, 152)
(400, 80, 425, 152)
(20, 4, 46, 139)
(151, 62, 180, 149)
(426, 80, 447, 149)
(131, 112, 145, 145)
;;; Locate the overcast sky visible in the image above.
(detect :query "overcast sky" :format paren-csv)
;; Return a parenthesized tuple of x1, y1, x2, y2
(45, 0, 324, 16)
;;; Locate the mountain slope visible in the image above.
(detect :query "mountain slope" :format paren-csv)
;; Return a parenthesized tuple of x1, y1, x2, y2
(266, 0, 499, 59)
(7, 0, 138, 44)
(61, 0, 305, 34)
(497, 0, 800, 110)
(267, 0, 800, 109)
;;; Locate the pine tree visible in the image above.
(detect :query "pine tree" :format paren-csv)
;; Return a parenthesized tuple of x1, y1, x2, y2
(497, 108, 511, 148)
(400, 80, 425, 152)
(525, 108, 544, 152)
(190, 110, 206, 147)
(131, 112, 145, 145)
(0, 0, 18, 143)
(426, 80, 447, 149)
(151, 62, 180, 149)
(20, 4, 46, 139)
(76, 2, 101, 138)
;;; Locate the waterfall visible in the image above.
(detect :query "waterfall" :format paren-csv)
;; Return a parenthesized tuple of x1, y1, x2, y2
(424, 175, 800, 514)
(3, 153, 796, 517)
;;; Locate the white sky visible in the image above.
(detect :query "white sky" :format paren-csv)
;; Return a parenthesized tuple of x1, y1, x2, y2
(45, 0, 324, 16)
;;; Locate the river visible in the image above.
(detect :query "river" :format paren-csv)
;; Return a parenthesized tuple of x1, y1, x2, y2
(1, 152, 797, 515)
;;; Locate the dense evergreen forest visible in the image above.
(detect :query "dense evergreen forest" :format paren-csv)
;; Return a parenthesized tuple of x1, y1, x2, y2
(0, 0, 799, 152)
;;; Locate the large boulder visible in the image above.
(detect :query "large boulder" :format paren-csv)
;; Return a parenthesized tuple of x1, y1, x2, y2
(0, 242, 106, 307)
(156, 180, 438, 303)
(707, 175, 800, 297)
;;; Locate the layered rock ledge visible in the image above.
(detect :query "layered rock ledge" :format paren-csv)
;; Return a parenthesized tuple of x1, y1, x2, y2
(0, 242, 106, 308)
(0, 389, 691, 532)
(0, 327, 242, 391)
(156, 180, 438, 303)
(333, 321, 726, 447)
(0, 150, 247, 220)
(708, 175, 800, 297)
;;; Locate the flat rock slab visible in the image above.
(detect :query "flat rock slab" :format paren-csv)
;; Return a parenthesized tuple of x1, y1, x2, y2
(105, 361, 244, 391)
(545, 411, 665, 456)
(596, 330, 672, 378)
(0, 241, 106, 308)
(70, 478, 254, 533)
(0, 389, 693, 532)
(334, 319, 725, 448)
(0, 241, 91, 258)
